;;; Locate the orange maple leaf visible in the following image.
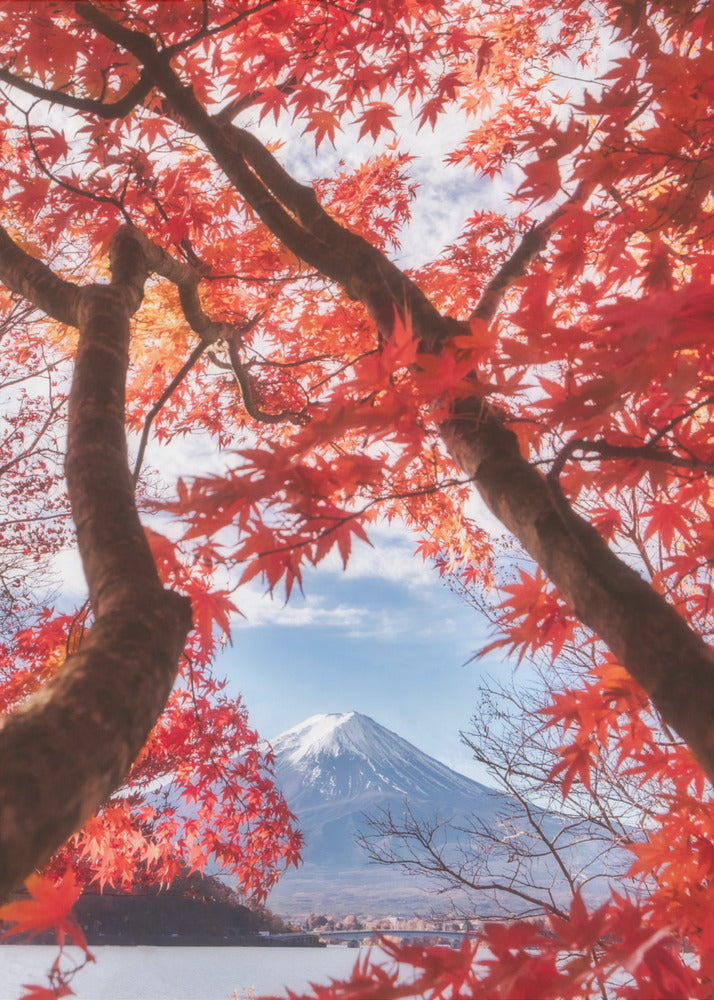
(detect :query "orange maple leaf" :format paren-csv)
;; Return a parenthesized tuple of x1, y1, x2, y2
(0, 870, 89, 953)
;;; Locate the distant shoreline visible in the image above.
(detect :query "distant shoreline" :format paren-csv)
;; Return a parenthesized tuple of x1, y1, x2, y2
(0, 934, 327, 948)
(0, 933, 326, 948)
(0, 885, 324, 948)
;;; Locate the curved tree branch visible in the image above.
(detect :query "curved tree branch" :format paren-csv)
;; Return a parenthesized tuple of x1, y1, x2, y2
(225, 333, 308, 425)
(549, 436, 714, 481)
(23, 109, 132, 222)
(128, 230, 235, 343)
(0, 224, 78, 326)
(0, 65, 152, 118)
(126, 229, 309, 432)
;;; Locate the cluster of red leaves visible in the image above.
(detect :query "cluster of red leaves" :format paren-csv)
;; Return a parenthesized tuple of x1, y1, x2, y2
(0, 0, 712, 998)
(0, 590, 301, 900)
(167, 306, 493, 600)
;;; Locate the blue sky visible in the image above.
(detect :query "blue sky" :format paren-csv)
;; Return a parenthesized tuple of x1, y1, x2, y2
(220, 521, 508, 783)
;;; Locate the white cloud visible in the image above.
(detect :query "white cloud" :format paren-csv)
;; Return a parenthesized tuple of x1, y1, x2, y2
(344, 608, 467, 643)
(322, 530, 436, 591)
(233, 587, 368, 629)
(51, 547, 87, 607)
(137, 428, 229, 482)
(234, 593, 462, 640)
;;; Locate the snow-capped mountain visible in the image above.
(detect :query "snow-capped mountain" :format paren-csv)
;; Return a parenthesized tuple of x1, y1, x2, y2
(266, 712, 509, 916)
(265, 711, 632, 919)
(272, 711, 494, 808)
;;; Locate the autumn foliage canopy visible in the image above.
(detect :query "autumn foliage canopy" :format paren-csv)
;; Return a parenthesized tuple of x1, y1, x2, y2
(0, 0, 712, 996)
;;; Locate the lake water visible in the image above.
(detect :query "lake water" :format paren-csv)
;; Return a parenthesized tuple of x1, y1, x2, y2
(0, 945, 376, 1000)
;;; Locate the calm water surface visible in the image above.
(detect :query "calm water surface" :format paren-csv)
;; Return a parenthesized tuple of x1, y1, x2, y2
(0, 945, 373, 1000)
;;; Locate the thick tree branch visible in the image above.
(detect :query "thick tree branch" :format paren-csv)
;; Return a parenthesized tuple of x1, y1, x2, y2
(126, 230, 307, 431)
(129, 229, 236, 343)
(0, 224, 78, 326)
(76, 8, 714, 786)
(0, 65, 152, 118)
(225, 333, 308, 425)
(75, 4, 460, 347)
(441, 404, 714, 775)
(0, 225, 192, 896)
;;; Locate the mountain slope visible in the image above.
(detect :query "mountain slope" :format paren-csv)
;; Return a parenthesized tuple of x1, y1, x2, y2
(267, 712, 509, 916)
(272, 711, 496, 810)
(264, 711, 634, 920)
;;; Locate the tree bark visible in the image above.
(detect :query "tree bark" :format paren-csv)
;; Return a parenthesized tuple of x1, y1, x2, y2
(440, 404, 714, 770)
(0, 226, 191, 897)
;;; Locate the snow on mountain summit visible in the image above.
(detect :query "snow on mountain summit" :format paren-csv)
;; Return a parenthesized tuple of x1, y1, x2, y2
(270, 711, 492, 806)
(271, 712, 363, 762)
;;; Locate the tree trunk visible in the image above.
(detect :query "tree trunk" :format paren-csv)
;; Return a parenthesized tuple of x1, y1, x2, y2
(0, 227, 191, 897)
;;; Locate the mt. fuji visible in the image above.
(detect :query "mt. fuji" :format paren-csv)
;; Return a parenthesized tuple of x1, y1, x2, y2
(266, 712, 508, 917)
(264, 712, 632, 919)
(271, 711, 492, 805)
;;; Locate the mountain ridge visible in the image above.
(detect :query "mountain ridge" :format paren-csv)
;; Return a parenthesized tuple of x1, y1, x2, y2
(266, 711, 507, 917)
(271, 711, 494, 805)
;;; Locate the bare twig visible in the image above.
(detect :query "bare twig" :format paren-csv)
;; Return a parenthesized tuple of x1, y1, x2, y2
(132, 341, 208, 483)
(549, 435, 714, 483)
